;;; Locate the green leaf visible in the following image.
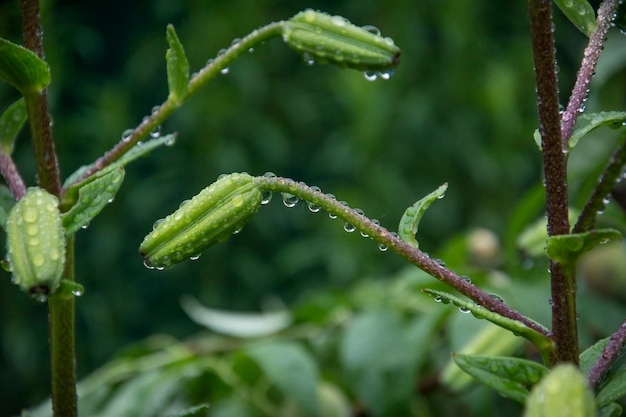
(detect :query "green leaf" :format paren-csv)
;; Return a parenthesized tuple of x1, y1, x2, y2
(165, 25, 189, 105)
(398, 183, 447, 249)
(599, 403, 623, 417)
(165, 404, 209, 417)
(545, 228, 622, 265)
(0, 37, 51, 94)
(553, 0, 597, 36)
(580, 336, 609, 374)
(63, 133, 176, 189)
(61, 167, 125, 235)
(340, 310, 440, 416)
(584, 343, 626, 407)
(423, 289, 553, 363)
(453, 354, 548, 403)
(569, 111, 626, 150)
(246, 341, 318, 417)
(0, 185, 16, 231)
(0, 97, 26, 154)
(180, 296, 291, 338)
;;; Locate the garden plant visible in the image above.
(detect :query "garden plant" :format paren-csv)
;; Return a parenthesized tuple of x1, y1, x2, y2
(2, 0, 626, 416)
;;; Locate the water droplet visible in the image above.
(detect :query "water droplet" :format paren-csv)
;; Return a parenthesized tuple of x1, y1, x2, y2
(364, 71, 378, 81)
(108, 197, 114, 204)
(329, 212, 337, 220)
(232, 225, 243, 234)
(165, 135, 176, 146)
(489, 293, 504, 303)
(81, 223, 89, 230)
(303, 53, 315, 66)
(122, 129, 133, 142)
(371, 219, 380, 227)
(220, 67, 230, 75)
(231, 194, 245, 207)
(179, 199, 191, 209)
(23, 207, 38, 223)
(459, 306, 471, 314)
(261, 191, 272, 205)
(231, 38, 242, 47)
(35, 293, 48, 303)
(344, 223, 356, 233)
(378, 242, 388, 251)
(218, 173, 228, 180)
(143, 259, 155, 270)
(354, 208, 365, 216)
(190, 254, 201, 261)
(136, 141, 143, 146)
(461, 275, 472, 284)
(434, 295, 442, 303)
(263, 171, 277, 178)
(153, 218, 165, 230)
(360, 230, 369, 238)
(331, 15, 347, 26)
(379, 69, 396, 80)
(217, 48, 227, 56)
(434, 258, 446, 267)
(72, 288, 84, 297)
(361, 25, 381, 36)
(248, 47, 254, 53)
(603, 196, 611, 205)
(307, 201, 321, 213)
(150, 124, 162, 138)
(282, 193, 299, 208)
(325, 193, 336, 200)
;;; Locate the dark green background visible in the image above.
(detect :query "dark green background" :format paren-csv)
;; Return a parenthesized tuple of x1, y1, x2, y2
(1, 0, 625, 415)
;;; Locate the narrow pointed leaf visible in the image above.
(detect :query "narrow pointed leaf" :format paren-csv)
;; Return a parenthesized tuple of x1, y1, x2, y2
(545, 228, 622, 265)
(398, 183, 447, 249)
(0, 98, 26, 154)
(580, 337, 626, 407)
(63, 133, 176, 189)
(0, 38, 50, 94)
(423, 289, 553, 361)
(553, 0, 597, 36)
(165, 25, 189, 105)
(246, 341, 318, 417)
(453, 354, 548, 403)
(61, 167, 125, 234)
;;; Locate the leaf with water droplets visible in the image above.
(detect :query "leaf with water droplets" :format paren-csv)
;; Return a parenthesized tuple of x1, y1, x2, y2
(553, 0, 597, 37)
(580, 336, 626, 408)
(568, 111, 626, 150)
(61, 167, 125, 235)
(165, 24, 189, 105)
(398, 183, 447, 249)
(0, 98, 26, 155)
(453, 354, 548, 403)
(283, 9, 401, 71)
(545, 228, 622, 265)
(0, 37, 50, 94)
(423, 289, 553, 362)
(63, 134, 177, 189)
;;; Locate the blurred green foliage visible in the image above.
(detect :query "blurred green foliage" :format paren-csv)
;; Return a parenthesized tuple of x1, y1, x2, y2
(1, 0, 626, 416)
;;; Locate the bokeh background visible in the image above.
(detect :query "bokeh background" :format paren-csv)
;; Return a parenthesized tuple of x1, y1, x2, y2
(1, 0, 626, 415)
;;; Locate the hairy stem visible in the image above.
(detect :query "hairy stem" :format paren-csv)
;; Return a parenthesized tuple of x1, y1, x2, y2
(588, 320, 626, 389)
(0, 152, 26, 199)
(20, 0, 61, 196)
(74, 21, 285, 186)
(255, 176, 551, 338)
(48, 236, 77, 417)
(528, 0, 578, 365)
(574, 132, 626, 233)
(561, 0, 620, 144)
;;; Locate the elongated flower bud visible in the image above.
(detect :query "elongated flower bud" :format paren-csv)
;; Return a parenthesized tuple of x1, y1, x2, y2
(6, 187, 65, 297)
(282, 9, 400, 71)
(140, 173, 262, 269)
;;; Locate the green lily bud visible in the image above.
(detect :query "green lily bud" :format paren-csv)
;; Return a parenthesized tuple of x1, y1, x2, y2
(282, 9, 400, 71)
(524, 364, 596, 417)
(6, 187, 66, 298)
(139, 173, 263, 269)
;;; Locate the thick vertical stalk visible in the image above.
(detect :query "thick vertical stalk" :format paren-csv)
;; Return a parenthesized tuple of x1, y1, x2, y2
(48, 236, 76, 417)
(528, 0, 578, 365)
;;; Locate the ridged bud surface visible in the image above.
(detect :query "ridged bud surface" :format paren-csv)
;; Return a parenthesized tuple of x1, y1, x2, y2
(6, 187, 65, 296)
(140, 173, 262, 269)
(283, 9, 400, 71)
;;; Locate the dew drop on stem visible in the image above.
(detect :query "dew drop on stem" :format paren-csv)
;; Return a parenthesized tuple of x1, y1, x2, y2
(378, 242, 388, 252)
(261, 191, 272, 205)
(282, 193, 299, 208)
(121, 129, 133, 142)
(344, 222, 356, 233)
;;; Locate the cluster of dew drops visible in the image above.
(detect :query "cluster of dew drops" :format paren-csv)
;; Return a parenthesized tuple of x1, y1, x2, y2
(261, 172, 390, 252)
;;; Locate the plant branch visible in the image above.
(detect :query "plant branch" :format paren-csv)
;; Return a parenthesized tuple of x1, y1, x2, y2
(20, 0, 61, 196)
(588, 320, 626, 389)
(574, 132, 626, 233)
(48, 235, 77, 417)
(0, 152, 26, 199)
(73, 21, 285, 186)
(561, 0, 620, 144)
(528, 0, 578, 365)
(255, 176, 551, 338)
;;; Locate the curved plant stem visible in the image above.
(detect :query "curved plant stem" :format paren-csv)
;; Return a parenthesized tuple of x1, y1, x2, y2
(528, 0, 578, 365)
(588, 319, 626, 389)
(0, 152, 26, 199)
(561, 0, 620, 144)
(574, 132, 626, 233)
(73, 21, 285, 186)
(48, 235, 77, 417)
(255, 176, 551, 339)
